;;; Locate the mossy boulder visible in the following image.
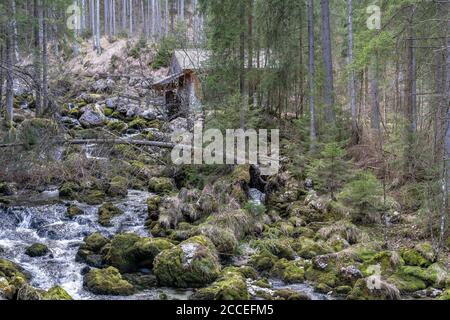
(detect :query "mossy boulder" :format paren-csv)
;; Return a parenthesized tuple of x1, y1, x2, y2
(59, 182, 81, 199)
(304, 265, 338, 288)
(128, 117, 149, 130)
(347, 278, 400, 300)
(76, 232, 110, 268)
(439, 289, 450, 300)
(196, 225, 238, 255)
(66, 205, 84, 218)
(98, 202, 123, 226)
(297, 237, 332, 259)
(0, 259, 29, 299)
(43, 286, 73, 300)
(146, 195, 161, 219)
(153, 236, 221, 288)
(400, 248, 431, 267)
(123, 273, 158, 290)
(387, 272, 427, 293)
(131, 237, 175, 269)
(148, 177, 175, 194)
(84, 232, 110, 252)
(273, 289, 310, 300)
(271, 259, 305, 283)
(394, 264, 448, 289)
(103, 233, 141, 273)
(249, 251, 278, 272)
(25, 243, 49, 257)
(362, 251, 404, 276)
(191, 268, 249, 300)
(82, 189, 106, 205)
(83, 267, 134, 296)
(107, 176, 128, 197)
(251, 239, 296, 260)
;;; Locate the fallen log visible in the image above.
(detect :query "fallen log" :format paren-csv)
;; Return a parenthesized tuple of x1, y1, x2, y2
(67, 139, 175, 149)
(0, 139, 175, 149)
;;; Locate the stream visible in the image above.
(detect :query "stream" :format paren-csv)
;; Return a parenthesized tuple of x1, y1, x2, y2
(0, 188, 329, 300)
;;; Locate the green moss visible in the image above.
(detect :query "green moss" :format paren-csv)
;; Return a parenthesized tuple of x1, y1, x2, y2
(131, 237, 175, 269)
(148, 177, 175, 194)
(297, 237, 332, 259)
(82, 189, 106, 205)
(128, 117, 149, 130)
(84, 232, 110, 252)
(146, 195, 161, 213)
(439, 289, 450, 300)
(387, 272, 427, 293)
(400, 248, 431, 267)
(153, 236, 221, 288)
(249, 251, 277, 272)
(107, 120, 128, 133)
(347, 278, 400, 300)
(230, 165, 251, 184)
(66, 205, 84, 218)
(250, 239, 296, 260)
(43, 286, 73, 300)
(84, 267, 134, 296)
(25, 243, 49, 257)
(271, 259, 305, 283)
(192, 268, 249, 300)
(98, 202, 124, 226)
(59, 182, 81, 199)
(104, 233, 141, 273)
(107, 176, 128, 197)
(304, 266, 338, 288)
(273, 289, 310, 300)
(0, 258, 28, 286)
(104, 107, 114, 117)
(362, 251, 404, 276)
(196, 225, 238, 255)
(336, 285, 352, 295)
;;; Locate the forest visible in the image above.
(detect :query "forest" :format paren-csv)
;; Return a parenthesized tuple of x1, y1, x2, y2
(0, 0, 449, 301)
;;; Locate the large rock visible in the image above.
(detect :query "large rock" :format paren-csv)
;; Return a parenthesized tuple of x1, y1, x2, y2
(76, 232, 110, 268)
(191, 268, 249, 300)
(79, 104, 106, 128)
(83, 267, 134, 296)
(98, 202, 123, 226)
(25, 243, 49, 257)
(153, 236, 221, 288)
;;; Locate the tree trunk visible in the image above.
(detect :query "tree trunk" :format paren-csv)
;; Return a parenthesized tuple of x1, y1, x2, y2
(239, 1, 246, 129)
(348, 0, 358, 142)
(404, 8, 417, 178)
(369, 56, 380, 130)
(307, 0, 317, 146)
(90, 0, 96, 49)
(0, 43, 4, 114)
(42, 0, 49, 112)
(129, 0, 133, 36)
(11, 0, 20, 63)
(34, 0, 42, 116)
(5, 1, 15, 128)
(320, 0, 335, 123)
(95, 0, 101, 54)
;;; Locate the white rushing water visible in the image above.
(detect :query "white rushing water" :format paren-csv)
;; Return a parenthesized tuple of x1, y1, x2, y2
(0, 190, 191, 300)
